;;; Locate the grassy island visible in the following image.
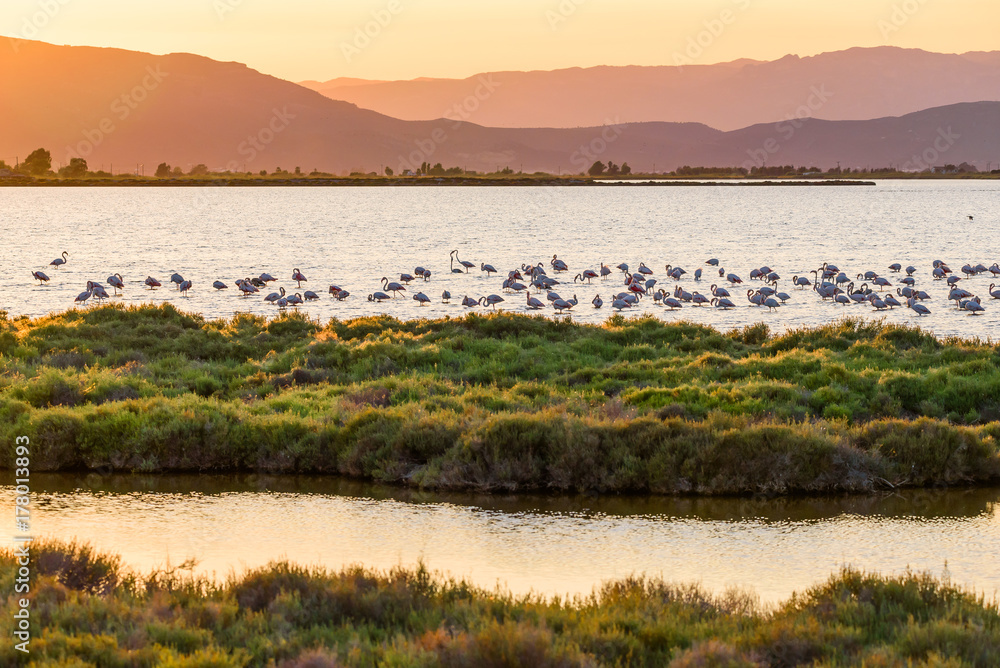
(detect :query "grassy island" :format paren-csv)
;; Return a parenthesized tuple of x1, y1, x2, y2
(1, 304, 998, 494)
(1, 540, 998, 666)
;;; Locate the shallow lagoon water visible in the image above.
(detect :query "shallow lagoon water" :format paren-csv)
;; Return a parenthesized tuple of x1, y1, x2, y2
(2, 181, 998, 338)
(9, 475, 1000, 604)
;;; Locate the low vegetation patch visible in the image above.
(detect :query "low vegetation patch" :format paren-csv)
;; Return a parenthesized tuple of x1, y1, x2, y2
(1, 304, 998, 493)
(1, 539, 998, 666)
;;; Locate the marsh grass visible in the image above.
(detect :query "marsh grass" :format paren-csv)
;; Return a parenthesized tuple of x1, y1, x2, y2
(1, 305, 998, 493)
(1, 539, 997, 666)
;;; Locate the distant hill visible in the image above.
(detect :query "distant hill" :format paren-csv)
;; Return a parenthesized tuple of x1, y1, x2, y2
(301, 47, 1000, 131)
(2, 40, 998, 175)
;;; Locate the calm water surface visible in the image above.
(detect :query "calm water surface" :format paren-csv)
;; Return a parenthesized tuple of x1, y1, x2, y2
(1, 181, 998, 338)
(8, 475, 999, 604)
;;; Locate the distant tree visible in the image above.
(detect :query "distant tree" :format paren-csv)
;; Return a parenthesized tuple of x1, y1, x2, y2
(588, 161, 607, 176)
(0, 159, 9, 171)
(59, 157, 88, 178)
(155, 162, 171, 178)
(259, 170, 267, 176)
(620, 162, 632, 175)
(429, 162, 446, 176)
(607, 161, 620, 176)
(384, 166, 394, 176)
(189, 164, 209, 176)
(171, 166, 184, 176)
(294, 166, 301, 175)
(23, 148, 52, 175)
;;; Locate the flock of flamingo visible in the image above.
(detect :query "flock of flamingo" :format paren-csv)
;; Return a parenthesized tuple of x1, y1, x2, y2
(29, 249, 1000, 317)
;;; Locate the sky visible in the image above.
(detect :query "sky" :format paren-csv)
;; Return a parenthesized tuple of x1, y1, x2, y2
(2, 0, 998, 82)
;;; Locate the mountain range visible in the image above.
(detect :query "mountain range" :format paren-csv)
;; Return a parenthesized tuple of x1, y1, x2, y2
(300, 48, 1000, 131)
(1, 39, 998, 175)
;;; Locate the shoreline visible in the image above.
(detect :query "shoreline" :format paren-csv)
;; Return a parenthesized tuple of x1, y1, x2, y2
(0, 175, 881, 187)
(2, 305, 998, 495)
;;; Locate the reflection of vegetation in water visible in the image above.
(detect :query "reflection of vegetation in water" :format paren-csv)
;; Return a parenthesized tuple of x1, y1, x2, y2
(1, 539, 998, 666)
(1, 305, 999, 494)
(29, 473, 1000, 523)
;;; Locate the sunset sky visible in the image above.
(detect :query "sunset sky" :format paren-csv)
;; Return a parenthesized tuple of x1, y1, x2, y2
(3, 0, 998, 81)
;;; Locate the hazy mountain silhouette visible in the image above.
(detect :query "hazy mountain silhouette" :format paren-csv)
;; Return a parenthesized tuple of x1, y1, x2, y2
(301, 47, 1000, 131)
(2, 40, 998, 175)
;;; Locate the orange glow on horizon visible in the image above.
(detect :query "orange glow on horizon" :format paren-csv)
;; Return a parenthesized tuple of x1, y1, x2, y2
(1, 0, 997, 82)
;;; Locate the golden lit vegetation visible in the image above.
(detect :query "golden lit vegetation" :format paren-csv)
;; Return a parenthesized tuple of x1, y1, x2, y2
(1, 539, 998, 666)
(1, 304, 998, 493)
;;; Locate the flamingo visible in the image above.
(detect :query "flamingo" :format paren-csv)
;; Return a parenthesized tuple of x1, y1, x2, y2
(413, 292, 431, 306)
(592, 294, 603, 308)
(663, 296, 683, 309)
(888, 263, 902, 272)
(170, 273, 185, 289)
(694, 268, 702, 281)
(106, 273, 125, 295)
(575, 269, 599, 283)
(706, 258, 719, 266)
(368, 292, 391, 302)
(481, 263, 497, 276)
(711, 284, 731, 298)
(74, 284, 93, 305)
(526, 293, 545, 309)
(550, 255, 569, 272)
(909, 299, 931, 316)
(792, 275, 811, 289)
(304, 291, 319, 301)
(145, 276, 162, 290)
(726, 272, 743, 285)
(712, 297, 735, 309)
(762, 296, 781, 311)
(50, 251, 69, 268)
(286, 293, 304, 306)
(90, 283, 110, 301)
(399, 273, 416, 284)
(611, 297, 630, 310)
(276, 296, 288, 309)
(441, 290, 451, 303)
(381, 277, 406, 297)
(461, 295, 478, 308)
(292, 268, 307, 287)
(178, 279, 192, 296)
(600, 263, 612, 280)
(265, 287, 286, 304)
(334, 290, 350, 301)
(452, 250, 475, 273)
(480, 294, 505, 309)
(259, 273, 277, 283)
(32, 271, 50, 285)
(638, 262, 653, 275)
(552, 298, 573, 312)
(989, 284, 1000, 299)
(213, 280, 228, 290)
